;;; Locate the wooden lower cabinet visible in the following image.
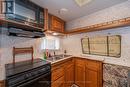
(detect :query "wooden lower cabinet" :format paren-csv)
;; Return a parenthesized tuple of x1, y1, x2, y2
(65, 61, 74, 87)
(86, 69, 98, 87)
(51, 63, 65, 87)
(51, 58, 74, 87)
(51, 58, 102, 87)
(0, 81, 4, 87)
(52, 76, 65, 87)
(74, 58, 102, 87)
(85, 60, 102, 87)
(75, 59, 86, 87)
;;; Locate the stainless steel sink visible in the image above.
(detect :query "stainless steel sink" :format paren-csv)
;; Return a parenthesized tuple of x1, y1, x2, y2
(46, 55, 71, 62)
(55, 54, 71, 58)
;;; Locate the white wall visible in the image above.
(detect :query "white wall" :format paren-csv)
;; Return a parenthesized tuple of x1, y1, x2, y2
(63, 27, 130, 67)
(0, 28, 63, 80)
(62, 0, 130, 67)
(0, 34, 42, 80)
(66, 0, 130, 30)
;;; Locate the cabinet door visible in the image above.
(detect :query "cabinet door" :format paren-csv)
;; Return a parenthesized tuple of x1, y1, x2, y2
(65, 63, 74, 87)
(86, 68, 98, 87)
(52, 66, 64, 82)
(86, 60, 102, 87)
(75, 59, 86, 87)
(51, 16, 65, 32)
(51, 62, 65, 87)
(0, 81, 4, 87)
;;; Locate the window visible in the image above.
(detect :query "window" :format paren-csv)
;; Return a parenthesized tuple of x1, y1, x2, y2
(41, 36, 60, 50)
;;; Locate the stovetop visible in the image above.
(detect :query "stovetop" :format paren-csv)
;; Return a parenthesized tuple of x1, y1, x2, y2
(5, 59, 50, 77)
(5, 59, 51, 87)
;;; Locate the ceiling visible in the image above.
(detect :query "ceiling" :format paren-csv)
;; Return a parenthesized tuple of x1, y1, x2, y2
(31, 0, 127, 22)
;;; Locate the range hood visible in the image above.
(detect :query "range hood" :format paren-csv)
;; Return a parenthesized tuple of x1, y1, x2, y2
(8, 28, 45, 38)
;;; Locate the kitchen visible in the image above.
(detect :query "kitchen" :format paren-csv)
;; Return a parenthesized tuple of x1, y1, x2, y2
(0, 0, 130, 87)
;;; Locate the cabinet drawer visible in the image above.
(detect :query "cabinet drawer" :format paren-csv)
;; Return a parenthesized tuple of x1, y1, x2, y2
(52, 67, 64, 81)
(75, 58, 85, 66)
(64, 59, 74, 66)
(86, 60, 101, 70)
(52, 76, 64, 87)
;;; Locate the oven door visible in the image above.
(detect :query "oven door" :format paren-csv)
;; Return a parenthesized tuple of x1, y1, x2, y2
(18, 72, 51, 87)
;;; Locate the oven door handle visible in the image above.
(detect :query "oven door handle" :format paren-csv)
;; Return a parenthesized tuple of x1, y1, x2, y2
(17, 72, 51, 87)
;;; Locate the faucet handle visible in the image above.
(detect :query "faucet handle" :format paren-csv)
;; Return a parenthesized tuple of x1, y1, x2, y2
(64, 50, 67, 55)
(54, 51, 56, 56)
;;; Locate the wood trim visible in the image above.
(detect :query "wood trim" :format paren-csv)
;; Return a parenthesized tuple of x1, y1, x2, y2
(99, 62, 103, 87)
(66, 17, 130, 34)
(13, 47, 33, 54)
(13, 47, 34, 64)
(0, 0, 5, 19)
(44, 9, 49, 31)
(0, 0, 2, 13)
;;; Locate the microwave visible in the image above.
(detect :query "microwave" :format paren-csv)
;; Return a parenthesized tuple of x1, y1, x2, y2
(1, 0, 44, 28)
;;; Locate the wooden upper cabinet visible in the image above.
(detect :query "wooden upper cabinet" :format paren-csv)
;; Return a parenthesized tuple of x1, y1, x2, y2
(85, 60, 102, 87)
(75, 58, 86, 87)
(49, 14, 65, 33)
(0, 0, 2, 14)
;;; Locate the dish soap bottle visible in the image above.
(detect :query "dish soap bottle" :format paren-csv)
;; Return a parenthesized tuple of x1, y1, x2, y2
(43, 52, 47, 60)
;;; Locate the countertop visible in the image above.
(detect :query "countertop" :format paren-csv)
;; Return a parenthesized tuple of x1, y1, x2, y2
(45, 55, 104, 64)
(44, 55, 130, 68)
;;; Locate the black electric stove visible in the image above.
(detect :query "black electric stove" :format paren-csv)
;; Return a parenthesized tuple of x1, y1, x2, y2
(5, 59, 51, 87)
